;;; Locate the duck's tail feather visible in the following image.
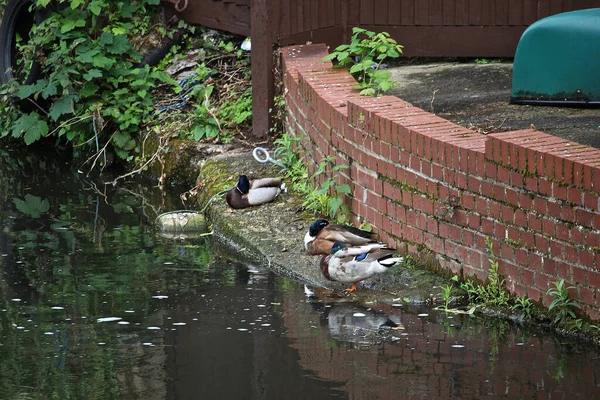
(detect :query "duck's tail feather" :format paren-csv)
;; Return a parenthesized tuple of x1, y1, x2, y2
(379, 255, 404, 267)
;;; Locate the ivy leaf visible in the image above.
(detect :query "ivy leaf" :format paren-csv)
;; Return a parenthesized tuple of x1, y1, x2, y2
(41, 81, 58, 98)
(89, 0, 103, 15)
(106, 34, 131, 55)
(83, 69, 103, 81)
(76, 48, 100, 63)
(49, 95, 76, 121)
(336, 184, 351, 194)
(92, 55, 116, 69)
(99, 32, 114, 46)
(61, 18, 85, 33)
(13, 195, 50, 219)
(12, 113, 48, 144)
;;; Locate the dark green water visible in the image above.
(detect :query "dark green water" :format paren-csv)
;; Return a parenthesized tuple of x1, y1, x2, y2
(1, 149, 600, 399)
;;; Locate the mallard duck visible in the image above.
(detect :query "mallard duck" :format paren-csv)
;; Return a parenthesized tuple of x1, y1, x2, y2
(304, 219, 377, 255)
(225, 175, 284, 209)
(320, 241, 404, 292)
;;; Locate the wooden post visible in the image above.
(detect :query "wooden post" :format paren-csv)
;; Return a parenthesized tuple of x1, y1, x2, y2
(250, 0, 279, 138)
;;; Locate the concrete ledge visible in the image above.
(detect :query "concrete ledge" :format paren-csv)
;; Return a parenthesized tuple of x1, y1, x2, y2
(199, 152, 448, 304)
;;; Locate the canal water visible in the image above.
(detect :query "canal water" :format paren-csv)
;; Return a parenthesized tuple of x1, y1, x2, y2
(1, 148, 599, 399)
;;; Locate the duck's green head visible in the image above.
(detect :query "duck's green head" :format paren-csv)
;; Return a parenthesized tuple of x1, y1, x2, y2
(309, 219, 329, 237)
(237, 175, 250, 194)
(331, 241, 347, 254)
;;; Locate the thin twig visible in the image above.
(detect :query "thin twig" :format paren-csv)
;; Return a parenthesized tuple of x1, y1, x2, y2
(430, 89, 439, 114)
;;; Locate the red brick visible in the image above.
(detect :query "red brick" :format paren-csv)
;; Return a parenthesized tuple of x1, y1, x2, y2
(519, 192, 534, 209)
(586, 230, 600, 248)
(538, 253, 553, 275)
(501, 205, 514, 224)
(538, 179, 552, 197)
(528, 214, 542, 232)
(533, 197, 547, 214)
(567, 187, 583, 206)
(555, 223, 570, 242)
(552, 183, 568, 201)
(528, 287, 541, 302)
(535, 234, 550, 253)
(560, 205, 575, 223)
(576, 209, 593, 227)
(521, 267, 534, 285)
(521, 230, 535, 248)
(556, 261, 570, 280)
(542, 218, 556, 236)
(573, 266, 588, 285)
(516, 249, 529, 266)
(584, 192, 599, 211)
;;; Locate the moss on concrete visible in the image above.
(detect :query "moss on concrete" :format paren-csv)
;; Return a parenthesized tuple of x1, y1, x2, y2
(198, 150, 450, 306)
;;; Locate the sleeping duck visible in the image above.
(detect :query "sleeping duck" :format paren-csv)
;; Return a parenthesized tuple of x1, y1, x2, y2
(225, 175, 285, 209)
(320, 241, 404, 292)
(304, 219, 377, 255)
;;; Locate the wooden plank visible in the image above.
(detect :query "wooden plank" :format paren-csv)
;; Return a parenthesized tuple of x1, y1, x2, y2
(327, 0, 336, 27)
(318, 0, 327, 29)
(279, 0, 290, 37)
(442, 1, 456, 25)
(495, 0, 509, 25)
(296, 0, 304, 33)
(401, 0, 416, 25)
(508, 0, 522, 25)
(522, 0, 537, 24)
(334, 0, 342, 25)
(429, 0, 444, 25)
(414, 0, 429, 25)
(550, 0, 563, 14)
(481, 0, 495, 25)
(360, 0, 375, 24)
(537, 0, 551, 18)
(374, 0, 388, 25)
(250, 0, 275, 137)
(388, 0, 401, 25)
(469, 0, 482, 25)
(454, 0, 469, 25)
(302, 0, 310, 32)
(312, 0, 321, 31)
(562, 0, 574, 12)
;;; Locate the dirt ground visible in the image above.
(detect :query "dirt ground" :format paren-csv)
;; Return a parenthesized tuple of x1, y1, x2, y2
(388, 62, 600, 149)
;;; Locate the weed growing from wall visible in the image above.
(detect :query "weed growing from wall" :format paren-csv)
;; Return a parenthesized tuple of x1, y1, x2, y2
(274, 133, 351, 223)
(321, 27, 403, 96)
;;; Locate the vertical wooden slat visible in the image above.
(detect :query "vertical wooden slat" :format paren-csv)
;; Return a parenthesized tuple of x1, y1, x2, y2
(318, 0, 326, 28)
(374, 0, 388, 25)
(469, 0, 482, 25)
(508, 0, 522, 25)
(481, 1, 495, 25)
(334, 0, 342, 25)
(360, 0, 375, 24)
(415, 0, 429, 25)
(326, 0, 335, 27)
(312, 0, 321, 31)
(442, 1, 456, 25)
(297, 0, 305, 32)
(280, 0, 290, 37)
(455, 0, 470, 25)
(388, 0, 401, 25)
(495, 0, 509, 25)
(550, 0, 563, 14)
(523, 0, 537, 24)
(401, 0, 416, 25)
(430, 0, 444, 25)
(538, 0, 552, 18)
(562, 0, 574, 12)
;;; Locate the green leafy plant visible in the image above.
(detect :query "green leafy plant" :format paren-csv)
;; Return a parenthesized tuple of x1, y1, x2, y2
(512, 296, 533, 318)
(274, 133, 351, 223)
(546, 279, 581, 325)
(321, 27, 403, 96)
(451, 238, 510, 307)
(440, 284, 454, 311)
(0, 0, 177, 163)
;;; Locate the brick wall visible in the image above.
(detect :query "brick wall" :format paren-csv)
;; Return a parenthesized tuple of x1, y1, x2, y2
(281, 43, 600, 320)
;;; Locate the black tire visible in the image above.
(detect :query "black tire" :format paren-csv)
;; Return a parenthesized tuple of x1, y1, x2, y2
(0, 0, 45, 86)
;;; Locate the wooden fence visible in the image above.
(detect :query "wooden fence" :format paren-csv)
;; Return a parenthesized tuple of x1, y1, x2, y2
(174, 0, 600, 136)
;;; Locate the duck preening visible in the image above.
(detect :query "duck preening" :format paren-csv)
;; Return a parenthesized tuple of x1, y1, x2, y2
(304, 219, 377, 255)
(225, 175, 285, 209)
(320, 241, 404, 292)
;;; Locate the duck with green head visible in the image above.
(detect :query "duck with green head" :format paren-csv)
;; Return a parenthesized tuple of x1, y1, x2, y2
(304, 219, 377, 255)
(320, 241, 404, 292)
(226, 175, 285, 209)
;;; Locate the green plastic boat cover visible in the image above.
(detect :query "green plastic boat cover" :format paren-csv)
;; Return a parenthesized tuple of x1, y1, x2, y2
(511, 8, 600, 106)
